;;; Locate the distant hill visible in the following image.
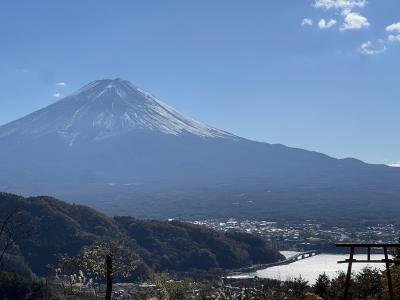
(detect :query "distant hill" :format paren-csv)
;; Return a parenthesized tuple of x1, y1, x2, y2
(0, 193, 282, 278)
(1, 78, 400, 221)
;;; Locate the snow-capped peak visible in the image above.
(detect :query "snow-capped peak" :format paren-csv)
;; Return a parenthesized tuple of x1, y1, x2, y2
(388, 162, 400, 168)
(0, 79, 238, 146)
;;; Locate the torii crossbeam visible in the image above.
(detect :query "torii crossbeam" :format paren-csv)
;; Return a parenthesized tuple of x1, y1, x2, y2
(336, 243, 400, 300)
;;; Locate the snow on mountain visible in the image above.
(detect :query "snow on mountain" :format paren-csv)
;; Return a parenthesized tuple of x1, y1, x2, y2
(389, 162, 400, 168)
(0, 78, 238, 146)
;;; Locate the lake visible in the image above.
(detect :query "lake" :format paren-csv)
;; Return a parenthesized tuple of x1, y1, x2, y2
(235, 251, 389, 284)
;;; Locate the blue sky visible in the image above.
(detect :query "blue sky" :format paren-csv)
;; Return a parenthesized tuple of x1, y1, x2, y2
(1, 0, 399, 164)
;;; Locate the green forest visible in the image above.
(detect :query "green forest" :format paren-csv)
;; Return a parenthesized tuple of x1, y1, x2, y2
(0, 192, 281, 279)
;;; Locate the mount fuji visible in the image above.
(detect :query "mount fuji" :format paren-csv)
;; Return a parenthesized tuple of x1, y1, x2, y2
(1, 78, 400, 220)
(0, 79, 237, 144)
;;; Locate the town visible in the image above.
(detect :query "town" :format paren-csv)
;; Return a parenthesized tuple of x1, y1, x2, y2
(188, 219, 399, 252)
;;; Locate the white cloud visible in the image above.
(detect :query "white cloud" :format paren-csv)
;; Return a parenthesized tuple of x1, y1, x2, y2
(388, 34, 400, 42)
(313, 0, 370, 32)
(309, 1, 399, 54)
(53, 93, 62, 98)
(360, 41, 386, 55)
(340, 12, 370, 30)
(56, 82, 66, 86)
(302, 18, 313, 26)
(386, 22, 400, 32)
(385, 23, 400, 42)
(318, 19, 337, 29)
(310, 0, 389, 55)
(314, 0, 367, 14)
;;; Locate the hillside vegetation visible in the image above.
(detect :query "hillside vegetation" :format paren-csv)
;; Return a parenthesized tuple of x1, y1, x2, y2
(0, 192, 281, 278)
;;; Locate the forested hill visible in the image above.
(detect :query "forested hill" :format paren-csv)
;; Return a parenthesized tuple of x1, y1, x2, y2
(0, 193, 282, 278)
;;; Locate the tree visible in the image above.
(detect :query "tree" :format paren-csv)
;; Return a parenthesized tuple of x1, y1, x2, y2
(326, 271, 349, 299)
(0, 206, 31, 268)
(353, 267, 383, 299)
(54, 241, 140, 299)
(149, 273, 196, 300)
(280, 277, 309, 300)
(0, 271, 44, 299)
(313, 273, 330, 297)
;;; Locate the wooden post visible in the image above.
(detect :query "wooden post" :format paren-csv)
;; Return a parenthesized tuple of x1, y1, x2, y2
(105, 255, 113, 300)
(45, 278, 48, 300)
(344, 246, 354, 300)
(384, 247, 394, 300)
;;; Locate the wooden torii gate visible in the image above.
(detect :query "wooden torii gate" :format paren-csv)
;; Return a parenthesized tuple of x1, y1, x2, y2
(336, 243, 400, 300)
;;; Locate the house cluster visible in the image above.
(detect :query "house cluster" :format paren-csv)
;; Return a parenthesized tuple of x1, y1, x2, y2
(189, 219, 399, 251)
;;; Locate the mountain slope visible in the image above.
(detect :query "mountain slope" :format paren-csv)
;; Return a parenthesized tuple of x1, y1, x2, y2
(0, 79, 400, 221)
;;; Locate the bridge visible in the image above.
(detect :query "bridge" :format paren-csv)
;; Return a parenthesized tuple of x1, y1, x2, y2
(285, 250, 319, 263)
(232, 250, 320, 274)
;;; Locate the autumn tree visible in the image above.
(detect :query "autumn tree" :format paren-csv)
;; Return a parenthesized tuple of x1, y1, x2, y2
(54, 241, 140, 299)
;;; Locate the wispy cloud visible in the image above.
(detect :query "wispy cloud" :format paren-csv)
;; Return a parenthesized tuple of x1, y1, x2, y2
(318, 19, 337, 29)
(340, 12, 370, 30)
(388, 35, 400, 42)
(53, 93, 62, 98)
(386, 22, 400, 42)
(360, 41, 386, 55)
(358, 21, 400, 55)
(301, 18, 313, 26)
(314, 0, 367, 13)
(56, 82, 66, 86)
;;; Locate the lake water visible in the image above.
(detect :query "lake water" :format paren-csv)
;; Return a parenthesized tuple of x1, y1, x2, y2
(236, 251, 388, 284)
